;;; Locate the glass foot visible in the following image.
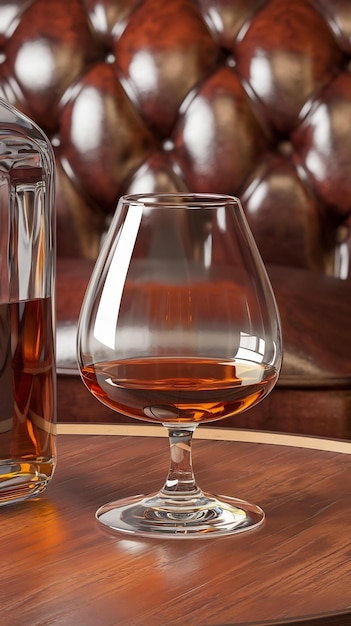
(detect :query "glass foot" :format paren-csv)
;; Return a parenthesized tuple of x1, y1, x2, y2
(96, 492, 265, 539)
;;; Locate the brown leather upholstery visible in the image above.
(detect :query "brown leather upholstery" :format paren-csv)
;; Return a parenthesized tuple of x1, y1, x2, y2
(2, 0, 351, 437)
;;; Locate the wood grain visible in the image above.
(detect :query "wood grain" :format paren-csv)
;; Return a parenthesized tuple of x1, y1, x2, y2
(1, 433, 350, 625)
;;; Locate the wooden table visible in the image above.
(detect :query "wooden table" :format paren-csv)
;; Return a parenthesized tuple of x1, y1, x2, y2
(1, 425, 351, 626)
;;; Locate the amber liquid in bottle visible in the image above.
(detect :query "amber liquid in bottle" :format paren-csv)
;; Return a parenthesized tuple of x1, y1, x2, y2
(81, 357, 278, 424)
(0, 297, 56, 504)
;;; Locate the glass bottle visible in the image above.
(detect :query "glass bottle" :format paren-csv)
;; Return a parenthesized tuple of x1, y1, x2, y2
(0, 98, 56, 505)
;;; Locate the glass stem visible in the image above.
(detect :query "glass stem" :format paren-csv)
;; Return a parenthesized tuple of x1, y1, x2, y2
(160, 425, 202, 498)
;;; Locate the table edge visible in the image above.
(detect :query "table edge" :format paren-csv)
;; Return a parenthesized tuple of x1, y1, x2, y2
(56, 424, 351, 454)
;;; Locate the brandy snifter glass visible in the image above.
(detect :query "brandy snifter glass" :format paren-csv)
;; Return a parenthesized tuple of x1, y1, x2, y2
(77, 193, 282, 539)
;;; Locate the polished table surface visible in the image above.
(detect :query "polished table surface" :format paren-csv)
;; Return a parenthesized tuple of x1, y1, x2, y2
(1, 425, 351, 626)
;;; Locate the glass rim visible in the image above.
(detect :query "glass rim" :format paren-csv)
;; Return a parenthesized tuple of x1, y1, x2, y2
(120, 192, 240, 208)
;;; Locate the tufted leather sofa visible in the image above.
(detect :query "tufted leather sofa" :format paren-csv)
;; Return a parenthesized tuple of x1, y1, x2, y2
(2, 0, 351, 437)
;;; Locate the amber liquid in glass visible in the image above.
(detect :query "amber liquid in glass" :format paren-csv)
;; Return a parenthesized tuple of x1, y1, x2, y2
(81, 357, 278, 424)
(0, 298, 56, 504)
